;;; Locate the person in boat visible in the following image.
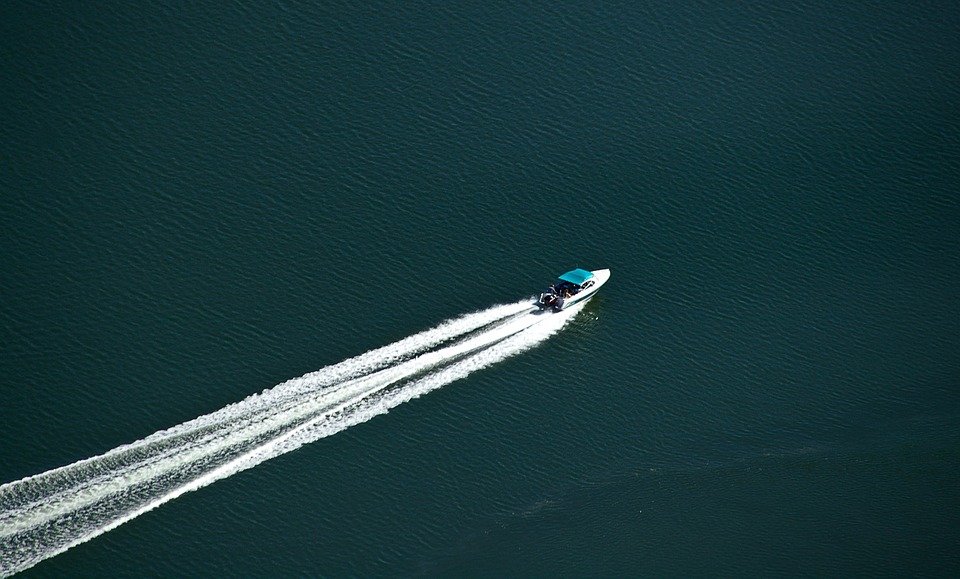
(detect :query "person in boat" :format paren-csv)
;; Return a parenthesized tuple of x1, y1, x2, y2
(556, 282, 568, 298)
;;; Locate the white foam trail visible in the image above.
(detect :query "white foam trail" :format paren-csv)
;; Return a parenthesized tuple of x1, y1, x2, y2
(0, 299, 533, 532)
(15, 298, 535, 480)
(0, 299, 583, 577)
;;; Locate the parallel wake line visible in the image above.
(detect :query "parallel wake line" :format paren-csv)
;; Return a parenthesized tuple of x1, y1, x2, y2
(0, 300, 582, 577)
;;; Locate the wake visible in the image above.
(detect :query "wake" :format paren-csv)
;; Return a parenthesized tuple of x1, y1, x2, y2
(0, 299, 585, 576)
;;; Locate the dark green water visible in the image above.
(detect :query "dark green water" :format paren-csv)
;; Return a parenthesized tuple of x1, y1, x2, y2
(2, 1, 959, 576)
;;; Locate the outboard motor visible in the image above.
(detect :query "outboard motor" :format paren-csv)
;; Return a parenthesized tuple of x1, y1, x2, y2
(538, 291, 558, 309)
(537, 287, 566, 311)
(537, 286, 561, 308)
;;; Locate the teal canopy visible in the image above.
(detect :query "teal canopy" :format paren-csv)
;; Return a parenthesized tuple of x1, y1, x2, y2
(558, 268, 594, 286)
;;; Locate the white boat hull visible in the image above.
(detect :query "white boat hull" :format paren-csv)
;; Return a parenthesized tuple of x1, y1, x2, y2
(557, 268, 610, 310)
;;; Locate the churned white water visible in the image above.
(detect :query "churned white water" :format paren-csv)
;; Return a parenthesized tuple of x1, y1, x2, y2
(0, 299, 583, 577)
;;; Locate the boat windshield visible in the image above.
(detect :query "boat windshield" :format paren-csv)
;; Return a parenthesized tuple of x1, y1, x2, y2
(554, 280, 580, 296)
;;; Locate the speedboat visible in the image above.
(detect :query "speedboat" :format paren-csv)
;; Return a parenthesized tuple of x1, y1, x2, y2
(537, 268, 611, 311)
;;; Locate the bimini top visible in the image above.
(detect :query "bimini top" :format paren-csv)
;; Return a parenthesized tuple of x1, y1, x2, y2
(558, 268, 595, 286)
